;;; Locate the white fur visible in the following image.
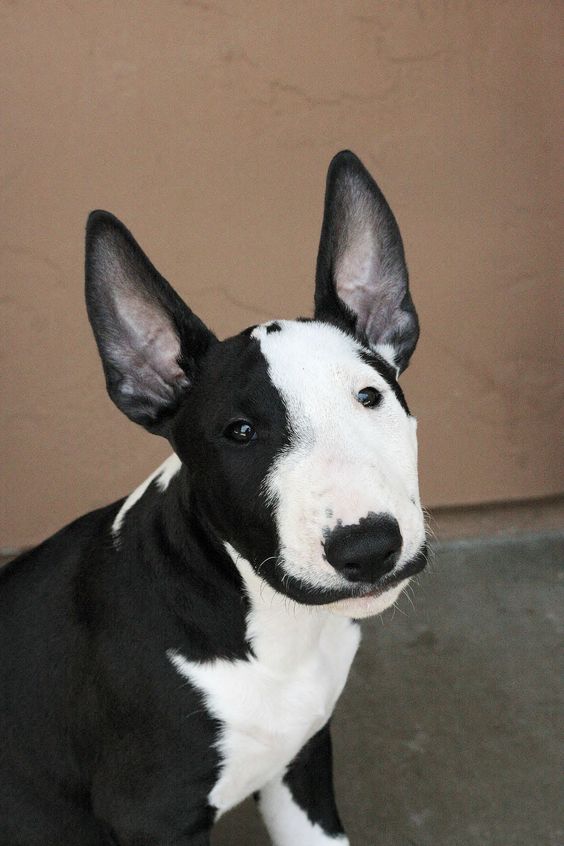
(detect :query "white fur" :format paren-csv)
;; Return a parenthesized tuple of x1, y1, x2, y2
(252, 321, 425, 618)
(111, 453, 181, 538)
(168, 547, 361, 818)
(259, 777, 349, 846)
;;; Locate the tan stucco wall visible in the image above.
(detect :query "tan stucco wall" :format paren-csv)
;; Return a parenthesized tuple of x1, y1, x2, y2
(1, 1, 562, 548)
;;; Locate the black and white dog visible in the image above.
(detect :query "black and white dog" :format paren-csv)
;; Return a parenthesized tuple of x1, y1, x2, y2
(0, 151, 426, 845)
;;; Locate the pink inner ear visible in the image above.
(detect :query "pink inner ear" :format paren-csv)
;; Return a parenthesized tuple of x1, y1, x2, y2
(114, 288, 186, 386)
(335, 227, 377, 331)
(334, 221, 407, 350)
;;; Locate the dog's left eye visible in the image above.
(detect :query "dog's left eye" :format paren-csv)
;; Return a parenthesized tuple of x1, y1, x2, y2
(224, 420, 257, 443)
(356, 387, 382, 408)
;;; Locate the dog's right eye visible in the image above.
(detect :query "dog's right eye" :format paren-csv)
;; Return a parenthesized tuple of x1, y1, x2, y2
(224, 420, 257, 444)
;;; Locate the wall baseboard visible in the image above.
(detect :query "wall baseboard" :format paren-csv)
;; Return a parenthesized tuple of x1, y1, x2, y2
(429, 494, 563, 542)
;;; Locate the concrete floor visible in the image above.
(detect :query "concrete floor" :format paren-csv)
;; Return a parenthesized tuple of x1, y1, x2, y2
(213, 531, 563, 846)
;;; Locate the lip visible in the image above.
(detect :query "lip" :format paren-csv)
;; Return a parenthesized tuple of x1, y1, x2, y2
(351, 543, 428, 600)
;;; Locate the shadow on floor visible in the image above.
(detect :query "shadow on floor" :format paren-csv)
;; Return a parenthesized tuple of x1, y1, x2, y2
(213, 532, 563, 846)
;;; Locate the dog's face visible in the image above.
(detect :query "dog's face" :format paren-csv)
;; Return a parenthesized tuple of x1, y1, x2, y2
(86, 151, 426, 618)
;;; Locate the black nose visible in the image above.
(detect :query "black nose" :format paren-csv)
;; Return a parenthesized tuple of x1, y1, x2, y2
(323, 514, 402, 583)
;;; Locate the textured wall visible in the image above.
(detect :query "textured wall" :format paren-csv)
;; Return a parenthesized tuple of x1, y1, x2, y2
(1, 1, 562, 547)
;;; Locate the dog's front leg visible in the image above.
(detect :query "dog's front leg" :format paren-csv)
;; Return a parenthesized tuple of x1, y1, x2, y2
(257, 723, 349, 846)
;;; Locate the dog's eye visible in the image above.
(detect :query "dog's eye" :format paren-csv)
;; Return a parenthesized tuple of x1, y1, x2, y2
(356, 387, 382, 408)
(224, 420, 257, 443)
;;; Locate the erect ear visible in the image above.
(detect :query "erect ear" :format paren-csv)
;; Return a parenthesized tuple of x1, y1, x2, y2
(314, 151, 419, 373)
(85, 211, 216, 434)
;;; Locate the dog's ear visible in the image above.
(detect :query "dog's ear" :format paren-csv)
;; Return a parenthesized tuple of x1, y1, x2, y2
(314, 151, 419, 373)
(85, 211, 216, 434)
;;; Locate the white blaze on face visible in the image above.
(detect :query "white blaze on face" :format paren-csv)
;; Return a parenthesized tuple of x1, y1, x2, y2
(252, 320, 425, 617)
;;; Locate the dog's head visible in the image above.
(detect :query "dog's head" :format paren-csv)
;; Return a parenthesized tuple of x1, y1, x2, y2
(86, 151, 426, 618)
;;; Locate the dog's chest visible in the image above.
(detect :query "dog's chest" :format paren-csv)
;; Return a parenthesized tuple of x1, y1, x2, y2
(169, 593, 360, 816)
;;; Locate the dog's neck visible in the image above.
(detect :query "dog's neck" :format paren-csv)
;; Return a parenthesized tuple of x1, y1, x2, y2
(108, 457, 250, 657)
(111, 455, 353, 666)
(113, 455, 230, 571)
(224, 543, 355, 672)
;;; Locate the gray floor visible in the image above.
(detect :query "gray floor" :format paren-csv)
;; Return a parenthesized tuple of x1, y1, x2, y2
(213, 532, 563, 846)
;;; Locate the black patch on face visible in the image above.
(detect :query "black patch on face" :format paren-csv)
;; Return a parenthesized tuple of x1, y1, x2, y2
(358, 348, 411, 415)
(170, 332, 291, 591)
(265, 321, 282, 334)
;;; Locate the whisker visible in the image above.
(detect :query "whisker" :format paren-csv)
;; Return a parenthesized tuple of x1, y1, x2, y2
(255, 554, 278, 574)
(403, 587, 416, 612)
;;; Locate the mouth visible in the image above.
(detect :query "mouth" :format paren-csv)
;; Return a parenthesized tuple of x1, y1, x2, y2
(319, 543, 428, 618)
(261, 543, 429, 608)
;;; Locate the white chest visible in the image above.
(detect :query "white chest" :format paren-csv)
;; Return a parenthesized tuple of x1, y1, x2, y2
(168, 558, 360, 816)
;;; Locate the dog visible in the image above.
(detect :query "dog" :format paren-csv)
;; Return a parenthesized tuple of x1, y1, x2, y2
(0, 151, 426, 845)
